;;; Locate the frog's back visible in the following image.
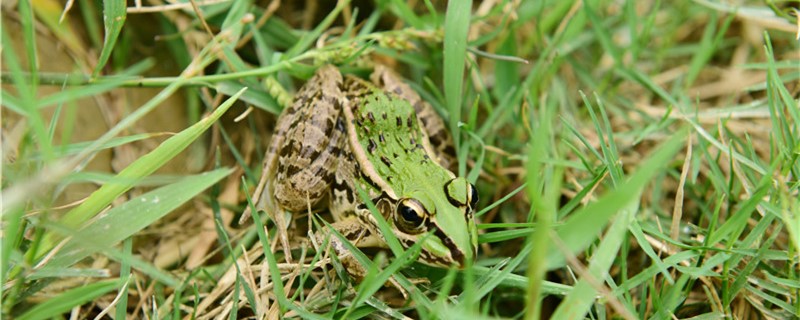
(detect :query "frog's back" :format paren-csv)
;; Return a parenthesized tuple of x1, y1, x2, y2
(345, 77, 453, 196)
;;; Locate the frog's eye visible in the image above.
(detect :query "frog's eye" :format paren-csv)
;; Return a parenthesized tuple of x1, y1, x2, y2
(468, 183, 479, 210)
(395, 198, 427, 234)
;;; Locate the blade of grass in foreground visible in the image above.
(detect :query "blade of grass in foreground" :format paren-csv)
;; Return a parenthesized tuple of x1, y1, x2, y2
(93, 0, 126, 77)
(29, 133, 160, 161)
(549, 129, 688, 319)
(525, 90, 560, 320)
(244, 182, 289, 316)
(283, 0, 349, 59)
(34, 167, 233, 273)
(443, 0, 471, 175)
(16, 279, 118, 320)
(545, 129, 687, 268)
(34, 88, 246, 260)
(244, 182, 327, 320)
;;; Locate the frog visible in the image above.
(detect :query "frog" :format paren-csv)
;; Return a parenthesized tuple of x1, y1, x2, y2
(251, 64, 479, 279)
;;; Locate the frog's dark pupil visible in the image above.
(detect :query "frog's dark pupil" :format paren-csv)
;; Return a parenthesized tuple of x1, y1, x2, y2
(469, 184, 479, 208)
(400, 204, 422, 225)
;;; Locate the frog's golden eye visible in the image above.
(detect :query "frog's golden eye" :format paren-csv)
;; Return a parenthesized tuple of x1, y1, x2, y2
(395, 198, 427, 234)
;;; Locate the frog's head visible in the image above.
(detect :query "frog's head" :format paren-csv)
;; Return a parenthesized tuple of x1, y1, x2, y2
(378, 176, 479, 268)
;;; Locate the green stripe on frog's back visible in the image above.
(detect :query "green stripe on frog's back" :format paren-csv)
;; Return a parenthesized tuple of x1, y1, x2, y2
(353, 92, 454, 198)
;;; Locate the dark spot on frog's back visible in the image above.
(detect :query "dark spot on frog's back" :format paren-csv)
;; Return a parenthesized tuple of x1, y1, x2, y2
(420, 154, 430, 164)
(279, 141, 296, 157)
(285, 164, 302, 177)
(380, 155, 392, 167)
(429, 129, 448, 143)
(324, 168, 336, 183)
(309, 117, 335, 136)
(331, 178, 354, 203)
(443, 145, 456, 157)
(326, 117, 335, 131)
(368, 139, 377, 153)
(284, 104, 299, 115)
(328, 143, 343, 157)
(382, 112, 388, 120)
(300, 145, 321, 160)
(407, 117, 414, 128)
(367, 112, 375, 123)
(396, 116, 402, 127)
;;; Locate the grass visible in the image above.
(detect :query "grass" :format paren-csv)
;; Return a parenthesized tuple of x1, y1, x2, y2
(2, 0, 799, 319)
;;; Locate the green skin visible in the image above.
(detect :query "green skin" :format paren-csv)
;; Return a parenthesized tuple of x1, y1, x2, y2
(348, 91, 478, 267)
(257, 65, 478, 274)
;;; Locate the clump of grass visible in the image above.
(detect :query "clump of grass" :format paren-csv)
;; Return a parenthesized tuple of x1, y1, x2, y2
(2, 0, 799, 319)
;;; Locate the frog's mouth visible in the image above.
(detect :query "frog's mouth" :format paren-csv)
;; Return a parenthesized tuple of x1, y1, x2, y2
(419, 221, 475, 268)
(411, 229, 475, 268)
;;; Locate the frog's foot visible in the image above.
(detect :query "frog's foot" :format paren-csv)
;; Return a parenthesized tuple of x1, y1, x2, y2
(386, 275, 429, 300)
(386, 277, 410, 299)
(311, 227, 425, 300)
(321, 246, 413, 300)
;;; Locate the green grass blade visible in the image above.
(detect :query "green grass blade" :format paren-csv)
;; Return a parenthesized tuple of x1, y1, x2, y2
(29, 133, 158, 160)
(356, 186, 404, 255)
(93, 0, 127, 77)
(36, 168, 232, 271)
(628, 221, 674, 284)
(243, 179, 299, 316)
(546, 128, 687, 269)
(471, 264, 573, 296)
(18, 0, 37, 82)
(525, 88, 560, 320)
(384, 0, 425, 29)
(345, 236, 426, 318)
(443, 0, 471, 173)
(0, 89, 23, 114)
(37, 68, 149, 110)
(16, 279, 118, 320)
(284, 0, 349, 59)
(551, 199, 636, 319)
(217, 80, 282, 114)
(35, 87, 245, 258)
(115, 238, 133, 320)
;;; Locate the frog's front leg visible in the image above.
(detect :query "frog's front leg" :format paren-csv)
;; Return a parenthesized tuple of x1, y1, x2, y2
(312, 218, 381, 281)
(258, 65, 347, 261)
(312, 219, 417, 298)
